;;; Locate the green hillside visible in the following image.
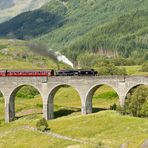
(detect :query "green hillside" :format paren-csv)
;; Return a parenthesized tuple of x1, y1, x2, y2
(0, 1, 67, 39)
(0, 0, 147, 61)
(65, 10, 148, 60)
(0, 0, 147, 71)
(0, 39, 68, 69)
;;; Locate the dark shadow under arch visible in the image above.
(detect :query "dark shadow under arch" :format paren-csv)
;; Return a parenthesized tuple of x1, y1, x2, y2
(47, 84, 82, 119)
(8, 84, 43, 121)
(85, 84, 119, 114)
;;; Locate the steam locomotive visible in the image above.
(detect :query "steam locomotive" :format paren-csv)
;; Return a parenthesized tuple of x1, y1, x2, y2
(0, 69, 98, 77)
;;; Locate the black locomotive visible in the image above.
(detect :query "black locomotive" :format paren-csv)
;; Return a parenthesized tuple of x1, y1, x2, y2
(55, 69, 98, 76)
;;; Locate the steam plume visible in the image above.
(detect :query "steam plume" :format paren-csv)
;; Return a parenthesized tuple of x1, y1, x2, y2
(26, 42, 74, 69)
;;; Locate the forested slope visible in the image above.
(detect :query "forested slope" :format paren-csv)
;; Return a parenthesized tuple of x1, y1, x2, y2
(0, 0, 147, 62)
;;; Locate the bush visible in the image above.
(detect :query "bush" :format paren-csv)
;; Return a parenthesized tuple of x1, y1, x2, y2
(118, 86, 148, 117)
(0, 91, 3, 97)
(36, 118, 48, 132)
(110, 103, 117, 110)
(16, 86, 39, 99)
(77, 53, 127, 75)
(96, 63, 127, 75)
(141, 62, 148, 72)
(140, 102, 148, 117)
(112, 57, 135, 66)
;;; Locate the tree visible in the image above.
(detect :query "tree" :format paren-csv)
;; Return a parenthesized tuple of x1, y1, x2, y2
(36, 118, 49, 132)
(141, 62, 148, 72)
(118, 86, 148, 117)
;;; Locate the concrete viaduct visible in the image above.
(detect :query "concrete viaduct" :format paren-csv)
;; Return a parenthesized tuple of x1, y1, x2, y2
(0, 76, 147, 123)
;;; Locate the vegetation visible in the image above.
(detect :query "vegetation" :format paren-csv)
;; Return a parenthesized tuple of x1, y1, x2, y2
(0, 1, 66, 39)
(0, 85, 148, 147)
(118, 85, 148, 118)
(0, 39, 69, 70)
(0, 0, 147, 66)
(141, 62, 148, 72)
(65, 10, 148, 61)
(0, 0, 147, 147)
(16, 86, 39, 99)
(78, 53, 127, 75)
(36, 118, 48, 132)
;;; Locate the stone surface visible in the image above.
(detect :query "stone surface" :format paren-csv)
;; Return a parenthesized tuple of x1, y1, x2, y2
(0, 76, 147, 122)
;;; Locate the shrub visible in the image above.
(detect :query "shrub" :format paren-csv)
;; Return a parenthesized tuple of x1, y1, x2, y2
(96, 63, 127, 75)
(0, 91, 3, 97)
(110, 103, 117, 110)
(118, 86, 148, 117)
(36, 118, 48, 132)
(141, 62, 148, 72)
(140, 101, 148, 117)
(16, 86, 39, 99)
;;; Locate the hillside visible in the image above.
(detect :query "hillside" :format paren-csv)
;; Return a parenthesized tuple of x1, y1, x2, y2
(65, 10, 148, 60)
(0, 39, 68, 69)
(0, 0, 147, 62)
(0, 0, 49, 23)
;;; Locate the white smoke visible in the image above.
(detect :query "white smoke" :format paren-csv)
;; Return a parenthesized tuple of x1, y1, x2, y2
(55, 51, 74, 68)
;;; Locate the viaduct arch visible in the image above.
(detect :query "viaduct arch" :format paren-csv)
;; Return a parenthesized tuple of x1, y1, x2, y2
(46, 84, 82, 120)
(7, 84, 43, 121)
(0, 76, 147, 122)
(85, 83, 119, 114)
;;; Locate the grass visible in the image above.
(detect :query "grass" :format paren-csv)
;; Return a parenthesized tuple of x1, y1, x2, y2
(49, 111, 148, 148)
(0, 85, 147, 147)
(0, 130, 78, 148)
(0, 39, 69, 70)
(118, 65, 148, 76)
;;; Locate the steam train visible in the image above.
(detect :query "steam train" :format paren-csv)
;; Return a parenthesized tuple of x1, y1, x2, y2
(0, 69, 98, 77)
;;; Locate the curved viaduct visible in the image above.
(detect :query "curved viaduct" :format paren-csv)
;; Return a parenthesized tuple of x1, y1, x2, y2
(0, 76, 147, 122)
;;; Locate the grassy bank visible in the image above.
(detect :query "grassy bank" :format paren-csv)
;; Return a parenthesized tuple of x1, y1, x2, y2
(0, 39, 69, 70)
(118, 65, 148, 75)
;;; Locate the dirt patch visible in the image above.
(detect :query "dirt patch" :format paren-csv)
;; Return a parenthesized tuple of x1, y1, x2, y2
(16, 108, 42, 116)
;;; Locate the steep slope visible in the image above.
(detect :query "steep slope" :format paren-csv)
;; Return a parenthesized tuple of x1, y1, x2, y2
(65, 10, 148, 59)
(37, 0, 148, 50)
(0, 0, 49, 23)
(0, 0, 147, 61)
(0, 1, 66, 39)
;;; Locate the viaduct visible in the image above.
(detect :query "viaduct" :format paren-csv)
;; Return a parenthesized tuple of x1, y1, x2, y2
(0, 76, 147, 123)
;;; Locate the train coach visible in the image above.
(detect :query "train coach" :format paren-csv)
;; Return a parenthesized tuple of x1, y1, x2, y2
(0, 70, 54, 77)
